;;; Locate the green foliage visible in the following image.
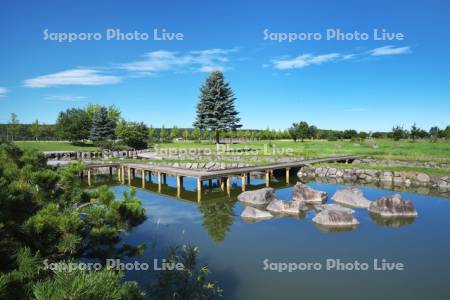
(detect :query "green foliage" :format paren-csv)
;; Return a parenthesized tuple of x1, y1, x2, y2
(150, 245, 223, 299)
(56, 108, 92, 142)
(199, 198, 235, 243)
(289, 121, 310, 142)
(391, 125, 407, 141)
(8, 113, 20, 141)
(91, 106, 116, 148)
(0, 142, 147, 298)
(445, 125, 450, 140)
(115, 121, 149, 149)
(193, 70, 241, 143)
(33, 268, 145, 300)
(170, 126, 180, 139)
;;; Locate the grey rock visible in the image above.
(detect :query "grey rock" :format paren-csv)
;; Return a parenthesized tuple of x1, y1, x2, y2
(241, 206, 273, 222)
(312, 209, 359, 227)
(368, 194, 418, 218)
(266, 199, 308, 215)
(315, 204, 355, 214)
(238, 188, 275, 207)
(292, 182, 327, 204)
(331, 187, 371, 208)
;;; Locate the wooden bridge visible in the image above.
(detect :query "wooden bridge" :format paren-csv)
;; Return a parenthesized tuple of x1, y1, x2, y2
(84, 155, 359, 201)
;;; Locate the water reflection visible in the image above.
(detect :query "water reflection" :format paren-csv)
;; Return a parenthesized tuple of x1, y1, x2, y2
(369, 212, 416, 228)
(198, 197, 236, 242)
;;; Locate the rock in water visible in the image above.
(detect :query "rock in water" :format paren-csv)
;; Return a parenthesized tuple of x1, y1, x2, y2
(241, 206, 273, 223)
(315, 204, 354, 214)
(238, 188, 275, 207)
(292, 182, 327, 204)
(332, 187, 371, 208)
(368, 194, 418, 218)
(266, 199, 308, 215)
(312, 209, 359, 228)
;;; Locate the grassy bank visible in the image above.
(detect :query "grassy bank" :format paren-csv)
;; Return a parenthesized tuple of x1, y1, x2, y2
(13, 139, 450, 163)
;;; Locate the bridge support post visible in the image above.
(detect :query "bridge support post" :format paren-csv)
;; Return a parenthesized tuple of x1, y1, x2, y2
(87, 168, 91, 186)
(226, 177, 231, 196)
(157, 172, 162, 193)
(177, 176, 182, 198)
(286, 168, 290, 184)
(127, 168, 131, 185)
(117, 167, 121, 182)
(241, 174, 246, 192)
(121, 166, 125, 184)
(141, 169, 145, 188)
(109, 167, 113, 176)
(265, 170, 270, 187)
(197, 178, 202, 202)
(220, 178, 225, 191)
(132, 168, 135, 179)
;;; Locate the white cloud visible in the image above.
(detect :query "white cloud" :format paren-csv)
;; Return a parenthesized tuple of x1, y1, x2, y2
(0, 87, 8, 97)
(272, 53, 341, 70)
(120, 48, 238, 75)
(45, 95, 87, 102)
(23, 69, 121, 88)
(370, 45, 411, 56)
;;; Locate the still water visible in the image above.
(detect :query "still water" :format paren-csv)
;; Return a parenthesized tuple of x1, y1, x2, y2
(90, 174, 450, 299)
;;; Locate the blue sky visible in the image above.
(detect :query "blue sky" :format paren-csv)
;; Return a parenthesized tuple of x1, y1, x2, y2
(0, 0, 449, 131)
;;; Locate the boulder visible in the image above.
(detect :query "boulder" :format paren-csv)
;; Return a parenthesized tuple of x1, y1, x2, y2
(292, 183, 327, 204)
(312, 209, 359, 228)
(237, 188, 275, 207)
(266, 199, 308, 215)
(331, 187, 371, 208)
(368, 194, 418, 218)
(315, 204, 354, 214)
(241, 206, 273, 222)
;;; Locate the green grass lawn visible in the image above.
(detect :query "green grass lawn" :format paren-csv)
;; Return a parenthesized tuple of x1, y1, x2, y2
(14, 139, 450, 163)
(15, 141, 97, 152)
(157, 139, 450, 163)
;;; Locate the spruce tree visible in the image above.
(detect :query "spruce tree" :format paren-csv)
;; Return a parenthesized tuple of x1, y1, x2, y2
(90, 106, 115, 145)
(193, 70, 241, 144)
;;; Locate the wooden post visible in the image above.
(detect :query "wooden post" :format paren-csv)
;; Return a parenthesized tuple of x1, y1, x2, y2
(127, 168, 131, 185)
(157, 172, 162, 193)
(132, 168, 136, 179)
(109, 166, 113, 176)
(117, 167, 121, 182)
(177, 176, 182, 198)
(241, 174, 246, 192)
(121, 166, 125, 184)
(265, 170, 270, 187)
(141, 169, 145, 188)
(220, 178, 225, 191)
(286, 168, 290, 184)
(226, 176, 231, 196)
(197, 178, 202, 202)
(87, 168, 91, 186)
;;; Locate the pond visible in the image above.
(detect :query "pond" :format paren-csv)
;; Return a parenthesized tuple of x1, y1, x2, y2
(87, 174, 450, 300)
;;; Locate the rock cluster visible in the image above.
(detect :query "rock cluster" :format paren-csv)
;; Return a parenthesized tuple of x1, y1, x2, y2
(45, 150, 147, 161)
(353, 158, 450, 170)
(239, 185, 419, 230)
(298, 166, 450, 189)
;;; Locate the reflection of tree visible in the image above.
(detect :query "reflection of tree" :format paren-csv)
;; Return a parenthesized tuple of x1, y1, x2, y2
(369, 213, 416, 228)
(199, 198, 236, 243)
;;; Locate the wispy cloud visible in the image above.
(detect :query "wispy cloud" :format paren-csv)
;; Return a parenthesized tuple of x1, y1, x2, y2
(272, 53, 341, 70)
(270, 45, 411, 70)
(343, 108, 368, 112)
(23, 68, 121, 88)
(45, 95, 87, 102)
(0, 87, 8, 97)
(370, 45, 411, 56)
(120, 48, 238, 75)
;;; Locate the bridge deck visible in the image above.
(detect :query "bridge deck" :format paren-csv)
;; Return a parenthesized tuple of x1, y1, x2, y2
(85, 155, 358, 180)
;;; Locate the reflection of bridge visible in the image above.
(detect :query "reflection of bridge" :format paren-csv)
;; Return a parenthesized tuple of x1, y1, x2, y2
(84, 155, 359, 201)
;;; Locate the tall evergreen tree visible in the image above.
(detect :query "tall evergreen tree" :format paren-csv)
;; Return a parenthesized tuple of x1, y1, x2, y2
(90, 106, 115, 145)
(193, 70, 241, 144)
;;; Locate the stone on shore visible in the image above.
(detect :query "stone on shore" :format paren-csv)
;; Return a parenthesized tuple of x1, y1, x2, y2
(292, 182, 327, 204)
(368, 194, 418, 218)
(237, 188, 275, 207)
(241, 206, 273, 223)
(312, 209, 359, 228)
(266, 199, 308, 215)
(331, 187, 371, 208)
